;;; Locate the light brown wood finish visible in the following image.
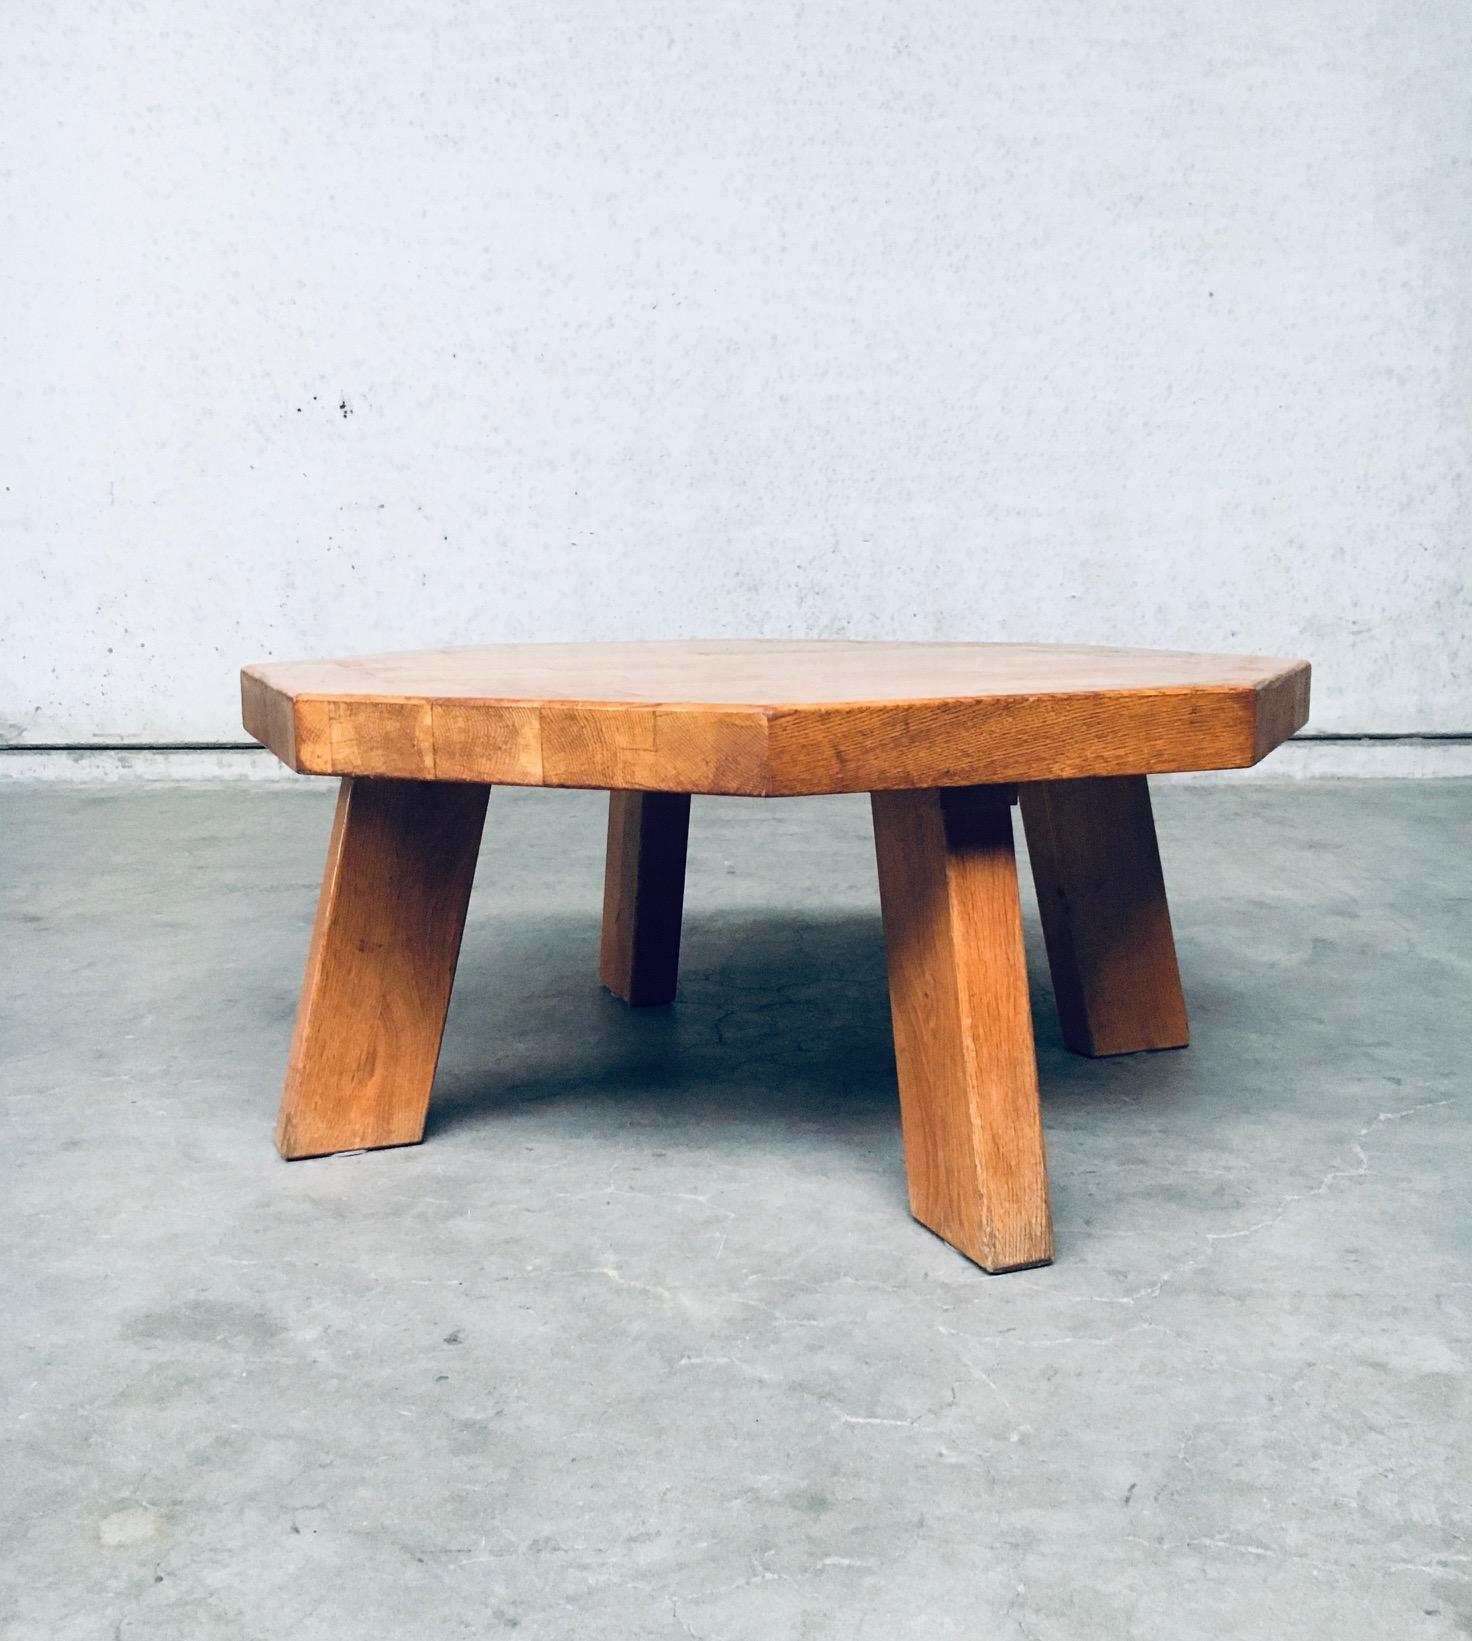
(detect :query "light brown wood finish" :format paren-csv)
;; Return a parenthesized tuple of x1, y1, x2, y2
(276, 776, 488, 1159)
(247, 640, 1311, 1273)
(871, 786, 1053, 1273)
(242, 641, 1311, 795)
(600, 791, 692, 1006)
(1019, 777, 1188, 1057)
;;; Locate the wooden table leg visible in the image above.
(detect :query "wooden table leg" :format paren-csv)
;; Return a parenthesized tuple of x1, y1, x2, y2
(1018, 776, 1188, 1057)
(275, 776, 489, 1159)
(599, 791, 691, 1006)
(871, 786, 1053, 1273)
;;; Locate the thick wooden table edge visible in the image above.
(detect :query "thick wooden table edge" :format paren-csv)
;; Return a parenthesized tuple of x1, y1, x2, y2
(241, 662, 1311, 794)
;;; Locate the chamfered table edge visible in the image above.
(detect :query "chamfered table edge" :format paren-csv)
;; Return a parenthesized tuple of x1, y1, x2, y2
(241, 660, 1311, 795)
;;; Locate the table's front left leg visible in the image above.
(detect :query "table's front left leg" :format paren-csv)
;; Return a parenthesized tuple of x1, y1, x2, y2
(276, 776, 489, 1159)
(871, 786, 1053, 1273)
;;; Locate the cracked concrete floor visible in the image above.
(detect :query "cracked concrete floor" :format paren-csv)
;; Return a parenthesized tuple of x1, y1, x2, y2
(2, 779, 1469, 1640)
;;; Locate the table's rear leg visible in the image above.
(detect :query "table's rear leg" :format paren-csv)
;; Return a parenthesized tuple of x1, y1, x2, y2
(871, 786, 1053, 1273)
(599, 792, 691, 1006)
(1019, 776, 1188, 1057)
(275, 777, 489, 1159)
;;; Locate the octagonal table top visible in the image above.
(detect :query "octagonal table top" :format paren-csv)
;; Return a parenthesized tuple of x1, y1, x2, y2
(242, 639, 1310, 795)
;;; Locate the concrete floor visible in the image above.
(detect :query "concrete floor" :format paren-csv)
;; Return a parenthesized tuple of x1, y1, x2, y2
(2, 779, 1468, 1640)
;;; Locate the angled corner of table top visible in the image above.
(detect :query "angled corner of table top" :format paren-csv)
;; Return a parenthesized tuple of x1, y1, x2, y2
(240, 642, 1310, 795)
(1248, 656, 1313, 764)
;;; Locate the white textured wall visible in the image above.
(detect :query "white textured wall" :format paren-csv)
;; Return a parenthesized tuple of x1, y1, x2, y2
(3, 1, 1468, 744)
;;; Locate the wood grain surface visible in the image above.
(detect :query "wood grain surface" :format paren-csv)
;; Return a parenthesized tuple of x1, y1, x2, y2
(1020, 776, 1189, 1057)
(242, 640, 1310, 795)
(599, 791, 692, 1006)
(275, 776, 488, 1159)
(871, 785, 1053, 1272)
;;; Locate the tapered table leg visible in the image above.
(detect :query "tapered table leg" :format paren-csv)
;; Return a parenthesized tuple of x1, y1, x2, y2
(275, 776, 489, 1159)
(871, 786, 1053, 1273)
(1019, 776, 1188, 1057)
(599, 791, 691, 1006)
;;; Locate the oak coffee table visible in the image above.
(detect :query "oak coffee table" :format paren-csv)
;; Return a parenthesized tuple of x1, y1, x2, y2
(242, 641, 1310, 1272)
